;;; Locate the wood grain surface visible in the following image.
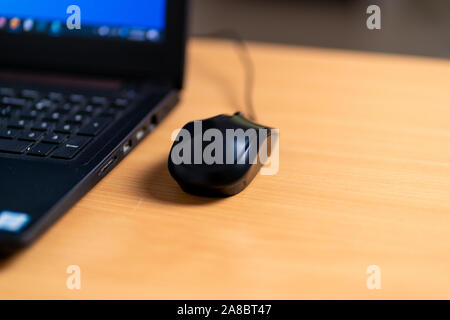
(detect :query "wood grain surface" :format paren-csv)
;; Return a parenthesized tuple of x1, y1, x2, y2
(1, 39, 450, 299)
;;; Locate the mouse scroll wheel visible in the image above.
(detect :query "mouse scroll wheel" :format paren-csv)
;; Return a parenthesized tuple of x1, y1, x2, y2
(234, 136, 252, 162)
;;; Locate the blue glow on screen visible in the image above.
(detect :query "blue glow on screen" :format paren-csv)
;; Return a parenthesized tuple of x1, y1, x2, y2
(0, 0, 167, 29)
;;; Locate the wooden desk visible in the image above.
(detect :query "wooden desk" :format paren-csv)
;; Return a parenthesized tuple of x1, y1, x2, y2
(1, 39, 450, 299)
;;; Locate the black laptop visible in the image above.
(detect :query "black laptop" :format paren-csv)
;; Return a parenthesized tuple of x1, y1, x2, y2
(0, 1, 188, 253)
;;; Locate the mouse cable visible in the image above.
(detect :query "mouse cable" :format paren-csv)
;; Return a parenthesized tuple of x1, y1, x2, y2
(191, 29, 257, 121)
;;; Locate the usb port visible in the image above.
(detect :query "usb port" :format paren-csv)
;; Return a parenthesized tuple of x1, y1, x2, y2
(136, 128, 146, 141)
(122, 140, 132, 154)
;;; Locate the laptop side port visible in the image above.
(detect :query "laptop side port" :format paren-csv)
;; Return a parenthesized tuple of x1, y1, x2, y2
(99, 155, 118, 176)
(136, 128, 146, 141)
(121, 140, 132, 155)
(149, 115, 158, 132)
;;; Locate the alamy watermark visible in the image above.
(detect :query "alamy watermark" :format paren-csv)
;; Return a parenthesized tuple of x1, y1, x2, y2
(366, 5, 381, 30)
(66, 265, 81, 290)
(366, 265, 381, 290)
(66, 5, 81, 30)
(64, 4, 380, 32)
(170, 121, 279, 175)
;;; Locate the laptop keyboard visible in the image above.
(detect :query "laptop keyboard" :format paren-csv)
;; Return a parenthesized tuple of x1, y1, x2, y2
(0, 87, 133, 160)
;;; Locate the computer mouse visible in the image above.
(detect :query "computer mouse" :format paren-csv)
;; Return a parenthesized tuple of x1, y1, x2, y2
(168, 112, 273, 197)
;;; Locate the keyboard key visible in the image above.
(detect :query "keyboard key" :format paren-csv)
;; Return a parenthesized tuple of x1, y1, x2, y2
(52, 136, 91, 159)
(78, 117, 112, 136)
(21, 109, 39, 119)
(78, 105, 96, 114)
(7, 119, 31, 129)
(0, 128, 20, 139)
(19, 131, 44, 142)
(27, 143, 56, 157)
(21, 89, 40, 100)
(48, 92, 65, 102)
(66, 114, 84, 123)
(0, 88, 15, 97)
(2, 96, 28, 108)
(124, 89, 136, 100)
(42, 133, 68, 144)
(56, 103, 73, 113)
(34, 99, 52, 111)
(91, 96, 108, 105)
(101, 108, 118, 117)
(43, 111, 61, 121)
(32, 121, 51, 131)
(69, 94, 86, 103)
(0, 106, 12, 118)
(0, 139, 33, 154)
(54, 123, 77, 134)
(113, 98, 128, 108)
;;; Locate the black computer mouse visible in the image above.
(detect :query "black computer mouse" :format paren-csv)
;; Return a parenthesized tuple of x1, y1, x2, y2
(168, 112, 273, 197)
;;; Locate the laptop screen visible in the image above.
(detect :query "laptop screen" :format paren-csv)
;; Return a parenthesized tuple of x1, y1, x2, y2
(0, 0, 167, 42)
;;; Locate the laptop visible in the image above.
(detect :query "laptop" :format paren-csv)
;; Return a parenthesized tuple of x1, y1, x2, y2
(0, 1, 188, 253)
